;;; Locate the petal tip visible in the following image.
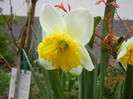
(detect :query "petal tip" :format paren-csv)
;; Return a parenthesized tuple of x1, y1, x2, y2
(39, 57, 55, 70)
(69, 66, 83, 76)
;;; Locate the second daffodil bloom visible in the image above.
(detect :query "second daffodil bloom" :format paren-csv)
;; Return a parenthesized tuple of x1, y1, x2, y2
(117, 37, 133, 70)
(37, 4, 94, 75)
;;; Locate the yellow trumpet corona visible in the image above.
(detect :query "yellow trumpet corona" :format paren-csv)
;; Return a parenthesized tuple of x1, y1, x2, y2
(38, 33, 81, 71)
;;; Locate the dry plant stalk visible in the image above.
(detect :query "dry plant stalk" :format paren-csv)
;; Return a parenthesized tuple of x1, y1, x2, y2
(0, 54, 12, 69)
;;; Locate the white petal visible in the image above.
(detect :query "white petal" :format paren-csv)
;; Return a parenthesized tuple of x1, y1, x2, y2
(39, 57, 55, 70)
(39, 4, 66, 35)
(125, 37, 133, 47)
(42, 30, 47, 38)
(64, 8, 94, 45)
(117, 37, 133, 61)
(116, 48, 127, 62)
(69, 66, 83, 76)
(79, 44, 94, 71)
(120, 37, 133, 49)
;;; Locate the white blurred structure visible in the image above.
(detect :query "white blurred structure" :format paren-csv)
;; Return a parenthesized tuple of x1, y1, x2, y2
(0, 0, 133, 20)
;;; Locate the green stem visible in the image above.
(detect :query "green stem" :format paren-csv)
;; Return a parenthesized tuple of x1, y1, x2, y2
(79, 70, 85, 99)
(61, 71, 65, 91)
(124, 63, 133, 98)
(98, 0, 116, 99)
(79, 16, 101, 99)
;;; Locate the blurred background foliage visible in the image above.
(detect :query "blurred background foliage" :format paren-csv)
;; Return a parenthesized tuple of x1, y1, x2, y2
(0, 69, 10, 98)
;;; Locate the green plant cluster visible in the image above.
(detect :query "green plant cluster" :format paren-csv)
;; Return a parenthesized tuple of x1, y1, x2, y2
(0, 69, 10, 98)
(0, 31, 16, 65)
(0, 14, 21, 66)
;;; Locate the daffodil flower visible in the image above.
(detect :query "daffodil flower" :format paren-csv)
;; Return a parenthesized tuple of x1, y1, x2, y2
(117, 37, 133, 70)
(37, 4, 94, 75)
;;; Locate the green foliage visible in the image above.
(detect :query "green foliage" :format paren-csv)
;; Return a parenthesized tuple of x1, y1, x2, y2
(124, 63, 133, 98)
(0, 31, 11, 54)
(0, 31, 16, 65)
(0, 69, 10, 98)
(67, 74, 78, 92)
(0, 15, 22, 27)
(94, 16, 102, 29)
(0, 32, 15, 98)
(47, 70, 64, 99)
(103, 63, 125, 99)
(28, 47, 38, 64)
(37, 25, 43, 44)
(112, 36, 125, 49)
(98, 0, 116, 98)
(0, 14, 20, 66)
(88, 16, 102, 47)
(79, 16, 101, 99)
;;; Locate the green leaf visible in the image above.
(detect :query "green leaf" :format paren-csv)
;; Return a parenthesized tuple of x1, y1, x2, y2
(42, 69, 54, 99)
(37, 25, 42, 44)
(60, 71, 66, 91)
(88, 16, 101, 47)
(0, 70, 10, 98)
(48, 70, 64, 99)
(79, 45, 99, 99)
(21, 49, 47, 99)
(124, 63, 133, 98)
(94, 16, 102, 29)
(98, 0, 116, 99)
(79, 16, 101, 99)
(85, 45, 99, 99)
(112, 36, 125, 48)
(67, 77, 77, 92)
(79, 70, 85, 99)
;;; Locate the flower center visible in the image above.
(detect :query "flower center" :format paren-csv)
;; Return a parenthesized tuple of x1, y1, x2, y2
(58, 40, 68, 51)
(37, 33, 81, 71)
(120, 45, 133, 66)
